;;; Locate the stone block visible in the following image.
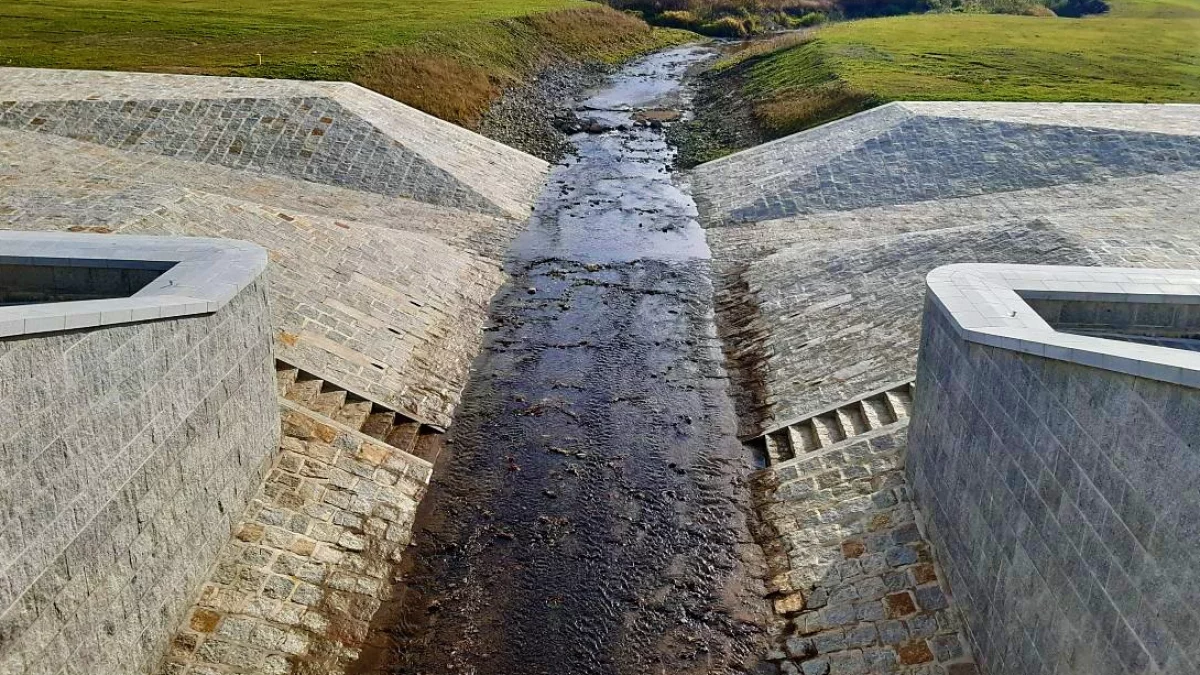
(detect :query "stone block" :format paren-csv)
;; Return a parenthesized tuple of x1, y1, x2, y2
(884, 592, 917, 619)
(800, 658, 830, 675)
(896, 639, 934, 665)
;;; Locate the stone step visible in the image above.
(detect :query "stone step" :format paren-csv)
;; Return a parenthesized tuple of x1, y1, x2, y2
(787, 421, 821, 454)
(361, 411, 397, 441)
(748, 380, 916, 469)
(386, 422, 421, 454)
(275, 358, 438, 461)
(334, 398, 374, 432)
(860, 395, 895, 428)
(838, 406, 869, 436)
(812, 412, 846, 446)
(885, 385, 914, 421)
(310, 389, 348, 418)
(764, 430, 794, 464)
(284, 377, 323, 406)
(275, 366, 299, 397)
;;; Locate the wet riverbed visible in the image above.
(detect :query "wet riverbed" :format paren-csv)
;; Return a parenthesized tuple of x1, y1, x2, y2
(358, 46, 773, 675)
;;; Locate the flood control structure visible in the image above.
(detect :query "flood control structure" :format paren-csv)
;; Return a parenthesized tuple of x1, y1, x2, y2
(0, 66, 549, 675)
(0, 231, 278, 675)
(908, 264, 1200, 675)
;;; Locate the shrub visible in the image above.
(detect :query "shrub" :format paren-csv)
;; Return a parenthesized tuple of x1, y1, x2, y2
(796, 11, 827, 24)
(1022, 3, 1057, 14)
(701, 15, 751, 36)
(656, 9, 704, 28)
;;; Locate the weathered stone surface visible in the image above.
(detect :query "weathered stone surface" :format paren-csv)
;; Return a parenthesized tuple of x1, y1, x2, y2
(0, 275, 278, 675)
(0, 68, 548, 220)
(0, 96, 502, 215)
(689, 102, 1200, 437)
(719, 221, 1098, 437)
(160, 403, 432, 675)
(751, 428, 979, 674)
(692, 102, 1200, 228)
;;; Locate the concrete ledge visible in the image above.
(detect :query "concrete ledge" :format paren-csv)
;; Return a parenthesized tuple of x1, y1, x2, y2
(926, 263, 1200, 389)
(0, 230, 267, 337)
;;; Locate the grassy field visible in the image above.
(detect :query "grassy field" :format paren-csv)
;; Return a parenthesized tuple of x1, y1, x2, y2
(0, 0, 689, 124)
(723, 0, 1200, 135)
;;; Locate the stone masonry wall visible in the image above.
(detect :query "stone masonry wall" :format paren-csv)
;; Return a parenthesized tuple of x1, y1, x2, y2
(908, 295, 1200, 675)
(751, 426, 979, 675)
(160, 402, 431, 675)
(0, 276, 278, 675)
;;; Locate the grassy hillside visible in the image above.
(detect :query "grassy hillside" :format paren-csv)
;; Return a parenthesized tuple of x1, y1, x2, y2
(718, 0, 1200, 136)
(0, 1, 690, 124)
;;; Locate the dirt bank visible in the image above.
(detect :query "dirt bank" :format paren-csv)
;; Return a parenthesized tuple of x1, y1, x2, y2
(667, 62, 768, 169)
(478, 60, 608, 162)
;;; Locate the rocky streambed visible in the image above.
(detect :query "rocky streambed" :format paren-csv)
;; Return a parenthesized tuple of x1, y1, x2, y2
(356, 45, 776, 674)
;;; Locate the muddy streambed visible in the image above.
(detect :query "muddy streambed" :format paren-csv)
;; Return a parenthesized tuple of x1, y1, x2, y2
(355, 45, 773, 675)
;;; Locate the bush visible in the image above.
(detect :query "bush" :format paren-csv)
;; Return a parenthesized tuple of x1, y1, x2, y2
(795, 11, 827, 24)
(1022, 3, 1057, 14)
(656, 9, 704, 28)
(701, 15, 751, 36)
(1043, 0, 1108, 16)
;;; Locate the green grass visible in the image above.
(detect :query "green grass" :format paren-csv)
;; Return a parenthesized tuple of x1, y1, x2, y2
(0, 1, 691, 124)
(0, 0, 584, 78)
(730, 0, 1200, 135)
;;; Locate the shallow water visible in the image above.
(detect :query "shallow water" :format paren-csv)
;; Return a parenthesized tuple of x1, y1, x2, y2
(358, 45, 772, 675)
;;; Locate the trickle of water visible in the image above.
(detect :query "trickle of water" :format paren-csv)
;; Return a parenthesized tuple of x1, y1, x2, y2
(357, 45, 774, 675)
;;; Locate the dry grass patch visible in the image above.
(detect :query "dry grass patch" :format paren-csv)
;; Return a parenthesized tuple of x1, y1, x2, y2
(355, 55, 499, 126)
(355, 6, 692, 127)
(756, 83, 879, 134)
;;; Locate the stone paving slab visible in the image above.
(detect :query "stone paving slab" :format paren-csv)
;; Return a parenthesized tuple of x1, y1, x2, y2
(751, 426, 980, 675)
(112, 188, 506, 428)
(720, 221, 1101, 437)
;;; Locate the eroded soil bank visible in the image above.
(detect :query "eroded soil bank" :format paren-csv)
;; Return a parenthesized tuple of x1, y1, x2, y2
(354, 45, 774, 674)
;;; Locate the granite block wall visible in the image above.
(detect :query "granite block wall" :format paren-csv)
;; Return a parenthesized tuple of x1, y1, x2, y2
(751, 427, 980, 675)
(160, 402, 431, 675)
(0, 276, 279, 675)
(908, 295, 1200, 675)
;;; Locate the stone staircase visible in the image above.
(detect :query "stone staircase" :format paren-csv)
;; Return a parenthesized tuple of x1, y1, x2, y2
(275, 359, 438, 462)
(748, 381, 915, 467)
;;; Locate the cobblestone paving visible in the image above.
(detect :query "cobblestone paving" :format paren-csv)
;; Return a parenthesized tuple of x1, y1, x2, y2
(752, 427, 979, 675)
(160, 404, 432, 675)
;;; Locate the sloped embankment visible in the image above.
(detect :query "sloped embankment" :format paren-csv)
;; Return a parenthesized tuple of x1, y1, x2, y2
(674, 0, 1200, 166)
(355, 7, 692, 135)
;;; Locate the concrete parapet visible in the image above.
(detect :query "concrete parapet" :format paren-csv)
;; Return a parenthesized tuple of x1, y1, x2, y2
(0, 233, 278, 675)
(908, 264, 1200, 674)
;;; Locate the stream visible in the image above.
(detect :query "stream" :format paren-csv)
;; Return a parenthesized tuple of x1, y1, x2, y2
(354, 45, 773, 675)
